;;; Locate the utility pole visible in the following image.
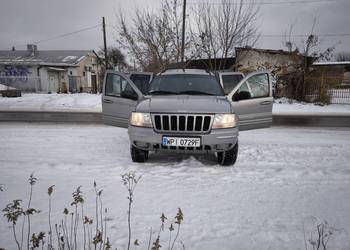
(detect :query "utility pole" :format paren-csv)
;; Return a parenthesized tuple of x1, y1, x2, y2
(102, 17, 109, 69)
(181, 0, 187, 63)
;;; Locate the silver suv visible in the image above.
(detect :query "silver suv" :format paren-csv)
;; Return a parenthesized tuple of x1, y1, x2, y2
(102, 69, 273, 166)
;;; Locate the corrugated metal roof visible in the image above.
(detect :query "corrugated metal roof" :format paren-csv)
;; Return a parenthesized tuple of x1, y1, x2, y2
(0, 50, 93, 66)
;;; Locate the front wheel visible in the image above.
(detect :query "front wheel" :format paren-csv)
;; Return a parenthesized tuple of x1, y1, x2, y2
(217, 143, 238, 166)
(130, 145, 149, 163)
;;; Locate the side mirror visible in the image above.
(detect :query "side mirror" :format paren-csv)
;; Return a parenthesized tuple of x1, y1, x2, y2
(121, 90, 138, 101)
(233, 91, 251, 102)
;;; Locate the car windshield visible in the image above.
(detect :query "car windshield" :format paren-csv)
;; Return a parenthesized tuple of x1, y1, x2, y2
(147, 74, 224, 96)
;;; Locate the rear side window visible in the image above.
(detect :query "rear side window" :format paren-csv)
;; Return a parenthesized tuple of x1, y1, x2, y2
(129, 74, 152, 94)
(221, 74, 244, 94)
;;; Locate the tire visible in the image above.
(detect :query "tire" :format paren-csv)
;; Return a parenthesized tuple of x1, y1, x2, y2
(217, 143, 238, 166)
(130, 145, 149, 163)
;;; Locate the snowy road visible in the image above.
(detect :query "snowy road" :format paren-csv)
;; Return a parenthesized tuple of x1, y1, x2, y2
(0, 124, 350, 249)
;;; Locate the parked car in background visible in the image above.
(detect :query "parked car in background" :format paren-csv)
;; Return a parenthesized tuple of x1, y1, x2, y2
(102, 69, 273, 166)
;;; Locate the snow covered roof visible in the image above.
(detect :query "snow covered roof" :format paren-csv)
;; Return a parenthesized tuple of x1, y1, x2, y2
(235, 47, 301, 56)
(0, 49, 93, 66)
(313, 61, 350, 66)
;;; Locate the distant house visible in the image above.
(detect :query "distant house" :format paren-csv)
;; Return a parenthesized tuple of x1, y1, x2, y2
(0, 44, 102, 93)
(175, 47, 310, 74)
(234, 47, 312, 76)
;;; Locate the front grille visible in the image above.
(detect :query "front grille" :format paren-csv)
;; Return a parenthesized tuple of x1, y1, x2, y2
(152, 114, 213, 133)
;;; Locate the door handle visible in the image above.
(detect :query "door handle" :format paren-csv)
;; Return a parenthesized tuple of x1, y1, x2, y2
(260, 101, 272, 105)
(103, 99, 113, 104)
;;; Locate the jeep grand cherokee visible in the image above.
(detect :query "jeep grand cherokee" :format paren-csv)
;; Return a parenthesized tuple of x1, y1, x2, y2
(102, 69, 273, 166)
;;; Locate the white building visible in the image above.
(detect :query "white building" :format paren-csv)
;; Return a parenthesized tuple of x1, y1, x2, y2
(0, 45, 102, 93)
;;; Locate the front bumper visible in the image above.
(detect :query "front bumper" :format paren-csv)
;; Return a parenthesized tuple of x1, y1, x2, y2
(128, 125, 238, 153)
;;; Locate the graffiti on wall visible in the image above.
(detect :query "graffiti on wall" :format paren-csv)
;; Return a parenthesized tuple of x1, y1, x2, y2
(0, 65, 31, 84)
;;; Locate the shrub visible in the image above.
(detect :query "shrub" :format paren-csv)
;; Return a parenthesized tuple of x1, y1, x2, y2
(1, 173, 184, 250)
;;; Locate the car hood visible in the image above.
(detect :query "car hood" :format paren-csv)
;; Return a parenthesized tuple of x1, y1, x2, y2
(136, 95, 233, 114)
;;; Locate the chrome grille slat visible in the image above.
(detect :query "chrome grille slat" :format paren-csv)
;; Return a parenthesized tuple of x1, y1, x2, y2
(177, 116, 179, 131)
(152, 114, 213, 134)
(194, 115, 197, 131)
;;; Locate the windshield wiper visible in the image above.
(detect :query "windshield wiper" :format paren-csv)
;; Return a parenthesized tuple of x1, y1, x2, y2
(178, 90, 215, 96)
(148, 90, 178, 95)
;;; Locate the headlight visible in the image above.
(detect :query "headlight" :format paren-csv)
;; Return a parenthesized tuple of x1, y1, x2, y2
(212, 114, 237, 129)
(130, 112, 153, 128)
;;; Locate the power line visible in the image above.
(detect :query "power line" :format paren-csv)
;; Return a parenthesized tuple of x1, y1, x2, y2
(12, 24, 100, 49)
(188, 0, 336, 5)
(259, 33, 350, 37)
(31, 24, 100, 44)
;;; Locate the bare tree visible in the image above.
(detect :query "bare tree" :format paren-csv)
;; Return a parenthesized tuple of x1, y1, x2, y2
(116, 0, 259, 72)
(282, 21, 298, 52)
(283, 19, 334, 61)
(336, 52, 350, 62)
(97, 46, 128, 71)
(193, 0, 259, 70)
(282, 19, 336, 103)
(116, 0, 188, 72)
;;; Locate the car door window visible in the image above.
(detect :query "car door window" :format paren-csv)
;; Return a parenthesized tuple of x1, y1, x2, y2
(246, 73, 269, 98)
(232, 82, 253, 101)
(239, 82, 251, 94)
(222, 74, 244, 94)
(105, 73, 137, 98)
(121, 78, 129, 91)
(121, 81, 138, 99)
(105, 74, 123, 97)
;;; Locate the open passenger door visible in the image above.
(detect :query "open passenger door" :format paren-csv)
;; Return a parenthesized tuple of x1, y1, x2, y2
(227, 71, 273, 131)
(102, 71, 143, 127)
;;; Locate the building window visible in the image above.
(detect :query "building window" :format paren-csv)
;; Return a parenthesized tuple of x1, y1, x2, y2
(70, 71, 73, 75)
(83, 71, 86, 76)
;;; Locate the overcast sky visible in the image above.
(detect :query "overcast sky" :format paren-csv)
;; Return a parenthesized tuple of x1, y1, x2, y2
(1, 0, 349, 58)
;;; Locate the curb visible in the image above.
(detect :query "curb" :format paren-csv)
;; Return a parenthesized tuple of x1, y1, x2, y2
(0, 111, 349, 127)
(0, 111, 103, 124)
(272, 114, 350, 127)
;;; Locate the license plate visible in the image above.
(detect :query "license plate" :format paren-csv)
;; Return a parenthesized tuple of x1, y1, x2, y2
(162, 136, 201, 147)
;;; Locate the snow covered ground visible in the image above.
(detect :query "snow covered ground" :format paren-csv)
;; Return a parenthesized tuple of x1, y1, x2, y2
(273, 98, 350, 116)
(0, 93, 102, 112)
(0, 94, 349, 115)
(0, 124, 350, 249)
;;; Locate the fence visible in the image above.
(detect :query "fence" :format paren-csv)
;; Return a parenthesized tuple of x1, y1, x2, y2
(304, 76, 350, 104)
(303, 86, 350, 104)
(328, 88, 350, 104)
(276, 74, 350, 104)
